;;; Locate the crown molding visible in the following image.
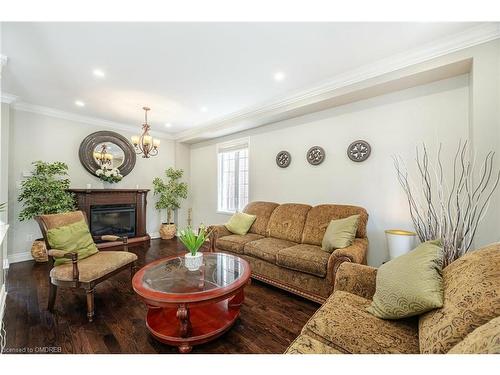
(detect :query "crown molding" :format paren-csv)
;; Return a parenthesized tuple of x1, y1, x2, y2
(175, 22, 500, 143)
(11, 101, 174, 139)
(1, 92, 18, 104)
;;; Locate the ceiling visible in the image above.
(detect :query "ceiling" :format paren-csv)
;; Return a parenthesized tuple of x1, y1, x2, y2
(0, 22, 484, 136)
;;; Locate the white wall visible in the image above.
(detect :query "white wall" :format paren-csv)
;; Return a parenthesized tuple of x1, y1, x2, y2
(7, 109, 179, 259)
(0, 103, 9, 224)
(190, 75, 471, 266)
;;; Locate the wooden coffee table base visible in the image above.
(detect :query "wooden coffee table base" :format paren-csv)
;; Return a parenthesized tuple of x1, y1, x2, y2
(145, 297, 242, 353)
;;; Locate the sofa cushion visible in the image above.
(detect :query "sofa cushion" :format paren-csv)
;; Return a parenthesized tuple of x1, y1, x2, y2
(302, 204, 368, 246)
(216, 233, 264, 254)
(303, 291, 419, 353)
(267, 203, 312, 243)
(367, 240, 444, 319)
(448, 316, 500, 354)
(285, 334, 343, 354)
(244, 237, 297, 263)
(243, 201, 279, 236)
(419, 243, 500, 353)
(225, 212, 257, 235)
(50, 251, 137, 282)
(277, 244, 330, 277)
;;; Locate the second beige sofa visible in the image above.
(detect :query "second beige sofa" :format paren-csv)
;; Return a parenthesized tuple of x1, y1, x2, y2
(210, 201, 368, 303)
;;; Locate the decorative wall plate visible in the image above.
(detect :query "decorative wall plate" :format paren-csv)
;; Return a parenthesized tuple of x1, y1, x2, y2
(347, 140, 371, 162)
(276, 151, 291, 168)
(306, 146, 325, 165)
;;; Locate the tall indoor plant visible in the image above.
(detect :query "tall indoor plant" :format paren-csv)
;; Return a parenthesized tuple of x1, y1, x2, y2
(153, 167, 188, 239)
(18, 161, 76, 262)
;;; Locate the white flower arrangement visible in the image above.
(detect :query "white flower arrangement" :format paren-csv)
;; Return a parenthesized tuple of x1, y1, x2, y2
(96, 166, 123, 183)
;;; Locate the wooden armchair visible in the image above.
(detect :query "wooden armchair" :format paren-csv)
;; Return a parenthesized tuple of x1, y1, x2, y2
(36, 211, 138, 322)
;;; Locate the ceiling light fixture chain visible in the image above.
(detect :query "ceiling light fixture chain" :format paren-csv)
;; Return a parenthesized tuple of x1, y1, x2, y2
(131, 106, 160, 158)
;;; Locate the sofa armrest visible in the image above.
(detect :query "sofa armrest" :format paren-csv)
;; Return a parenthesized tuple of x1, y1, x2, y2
(326, 238, 368, 289)
(208, 224, 232, 239)
(333, 262, 377, 300)
(48, 249, 80, 282)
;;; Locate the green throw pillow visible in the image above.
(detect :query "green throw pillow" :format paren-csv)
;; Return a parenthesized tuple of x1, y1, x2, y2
(321, 214, 359, 252)
(47, 220, 99, 266)
(225, 212, 257, 236)
(367, 239, 444, 319)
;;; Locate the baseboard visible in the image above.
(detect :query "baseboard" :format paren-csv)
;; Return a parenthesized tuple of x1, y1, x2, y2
(150, 232, 160, 239)
(8, 251, 33, 264)
(0, 284, 6, 324)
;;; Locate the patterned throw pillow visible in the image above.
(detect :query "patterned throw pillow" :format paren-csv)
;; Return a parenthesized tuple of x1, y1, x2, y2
(448, 316, 500, 354)
(225, 212, 257, 235)
(367, 240, 444, 319)
(418, 243, 500, 353)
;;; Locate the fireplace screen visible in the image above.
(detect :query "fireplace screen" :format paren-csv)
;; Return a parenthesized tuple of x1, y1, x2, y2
(90, 204, 136, 240)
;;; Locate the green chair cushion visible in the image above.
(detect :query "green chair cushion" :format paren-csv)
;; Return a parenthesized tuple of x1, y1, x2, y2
(47, 219, 99, 266)
(367, 240, 444, 319)
(225, 212, 257, 236)
(321, 214, 359, 252)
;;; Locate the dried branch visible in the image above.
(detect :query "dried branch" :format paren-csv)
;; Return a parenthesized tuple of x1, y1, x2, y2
(394, 141, 500, 267)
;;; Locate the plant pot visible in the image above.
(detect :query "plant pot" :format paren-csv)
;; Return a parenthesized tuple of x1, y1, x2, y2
(184, 252, 203, 271)
(31, 238, 48, 263)
(102, 181, 115, 189)
(159, 223, 176, 240)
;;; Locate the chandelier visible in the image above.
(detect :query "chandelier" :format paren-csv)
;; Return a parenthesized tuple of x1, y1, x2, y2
(93, 144, 113, 167)
(131, 106, 160, 158)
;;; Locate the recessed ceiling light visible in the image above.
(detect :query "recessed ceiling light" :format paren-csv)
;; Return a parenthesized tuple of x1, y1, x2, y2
(274, 71, 285, 82)
(200, 106, 208, 112)
(75, 100, 85, 107)
(164, 123, 172, 128)
(93, 69, 105, 78)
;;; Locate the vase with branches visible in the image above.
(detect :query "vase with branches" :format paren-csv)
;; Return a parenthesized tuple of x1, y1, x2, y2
(18, 161, 76, 262)
(394, 141, 500, 266)
(153, 167, 188, 239)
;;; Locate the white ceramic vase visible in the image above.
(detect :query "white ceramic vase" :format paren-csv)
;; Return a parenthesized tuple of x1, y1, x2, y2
(184, 252, 203, 271)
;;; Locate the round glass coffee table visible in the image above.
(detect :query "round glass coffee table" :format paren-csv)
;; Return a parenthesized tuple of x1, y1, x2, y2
(132, 252, 251, 353)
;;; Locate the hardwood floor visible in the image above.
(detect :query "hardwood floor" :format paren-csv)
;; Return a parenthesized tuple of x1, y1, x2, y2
(3, 239, 319, 354)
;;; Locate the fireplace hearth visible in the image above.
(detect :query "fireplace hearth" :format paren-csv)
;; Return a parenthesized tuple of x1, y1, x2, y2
(69, 188, 150, 248)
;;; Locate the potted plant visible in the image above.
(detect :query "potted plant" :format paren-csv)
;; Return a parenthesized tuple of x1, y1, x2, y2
(18, 161, 76, 262)
(153, 167, 188, 239)
(178, 225, 211, 271)
(96, 165, 123, 188)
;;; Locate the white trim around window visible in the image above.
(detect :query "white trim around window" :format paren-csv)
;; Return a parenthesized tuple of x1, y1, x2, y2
(217, 138, 249, 214)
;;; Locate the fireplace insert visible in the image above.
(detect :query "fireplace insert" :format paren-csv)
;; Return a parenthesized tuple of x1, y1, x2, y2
(90, 204, 136, 240)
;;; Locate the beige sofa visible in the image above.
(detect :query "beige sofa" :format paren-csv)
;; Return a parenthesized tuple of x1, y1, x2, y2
(210, 201, 369, 303)
(286, 243, 500, 354)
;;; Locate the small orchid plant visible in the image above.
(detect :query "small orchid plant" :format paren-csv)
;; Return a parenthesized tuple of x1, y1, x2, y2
(96, 166, 123, 183)
(178, 225, 212, 256)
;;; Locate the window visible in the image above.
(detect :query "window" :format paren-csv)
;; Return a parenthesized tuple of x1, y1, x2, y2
(217, 140, 249, 213)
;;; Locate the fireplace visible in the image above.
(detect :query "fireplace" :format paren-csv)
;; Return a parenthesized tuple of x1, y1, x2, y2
(90, 204, 136, 239)
(68, 189, 150, 248)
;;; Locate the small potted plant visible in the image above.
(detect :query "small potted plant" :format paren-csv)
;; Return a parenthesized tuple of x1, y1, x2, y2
(178, 225, 211, 271)
(18, 161, 76, 262)
(153, 167, 188, 239)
